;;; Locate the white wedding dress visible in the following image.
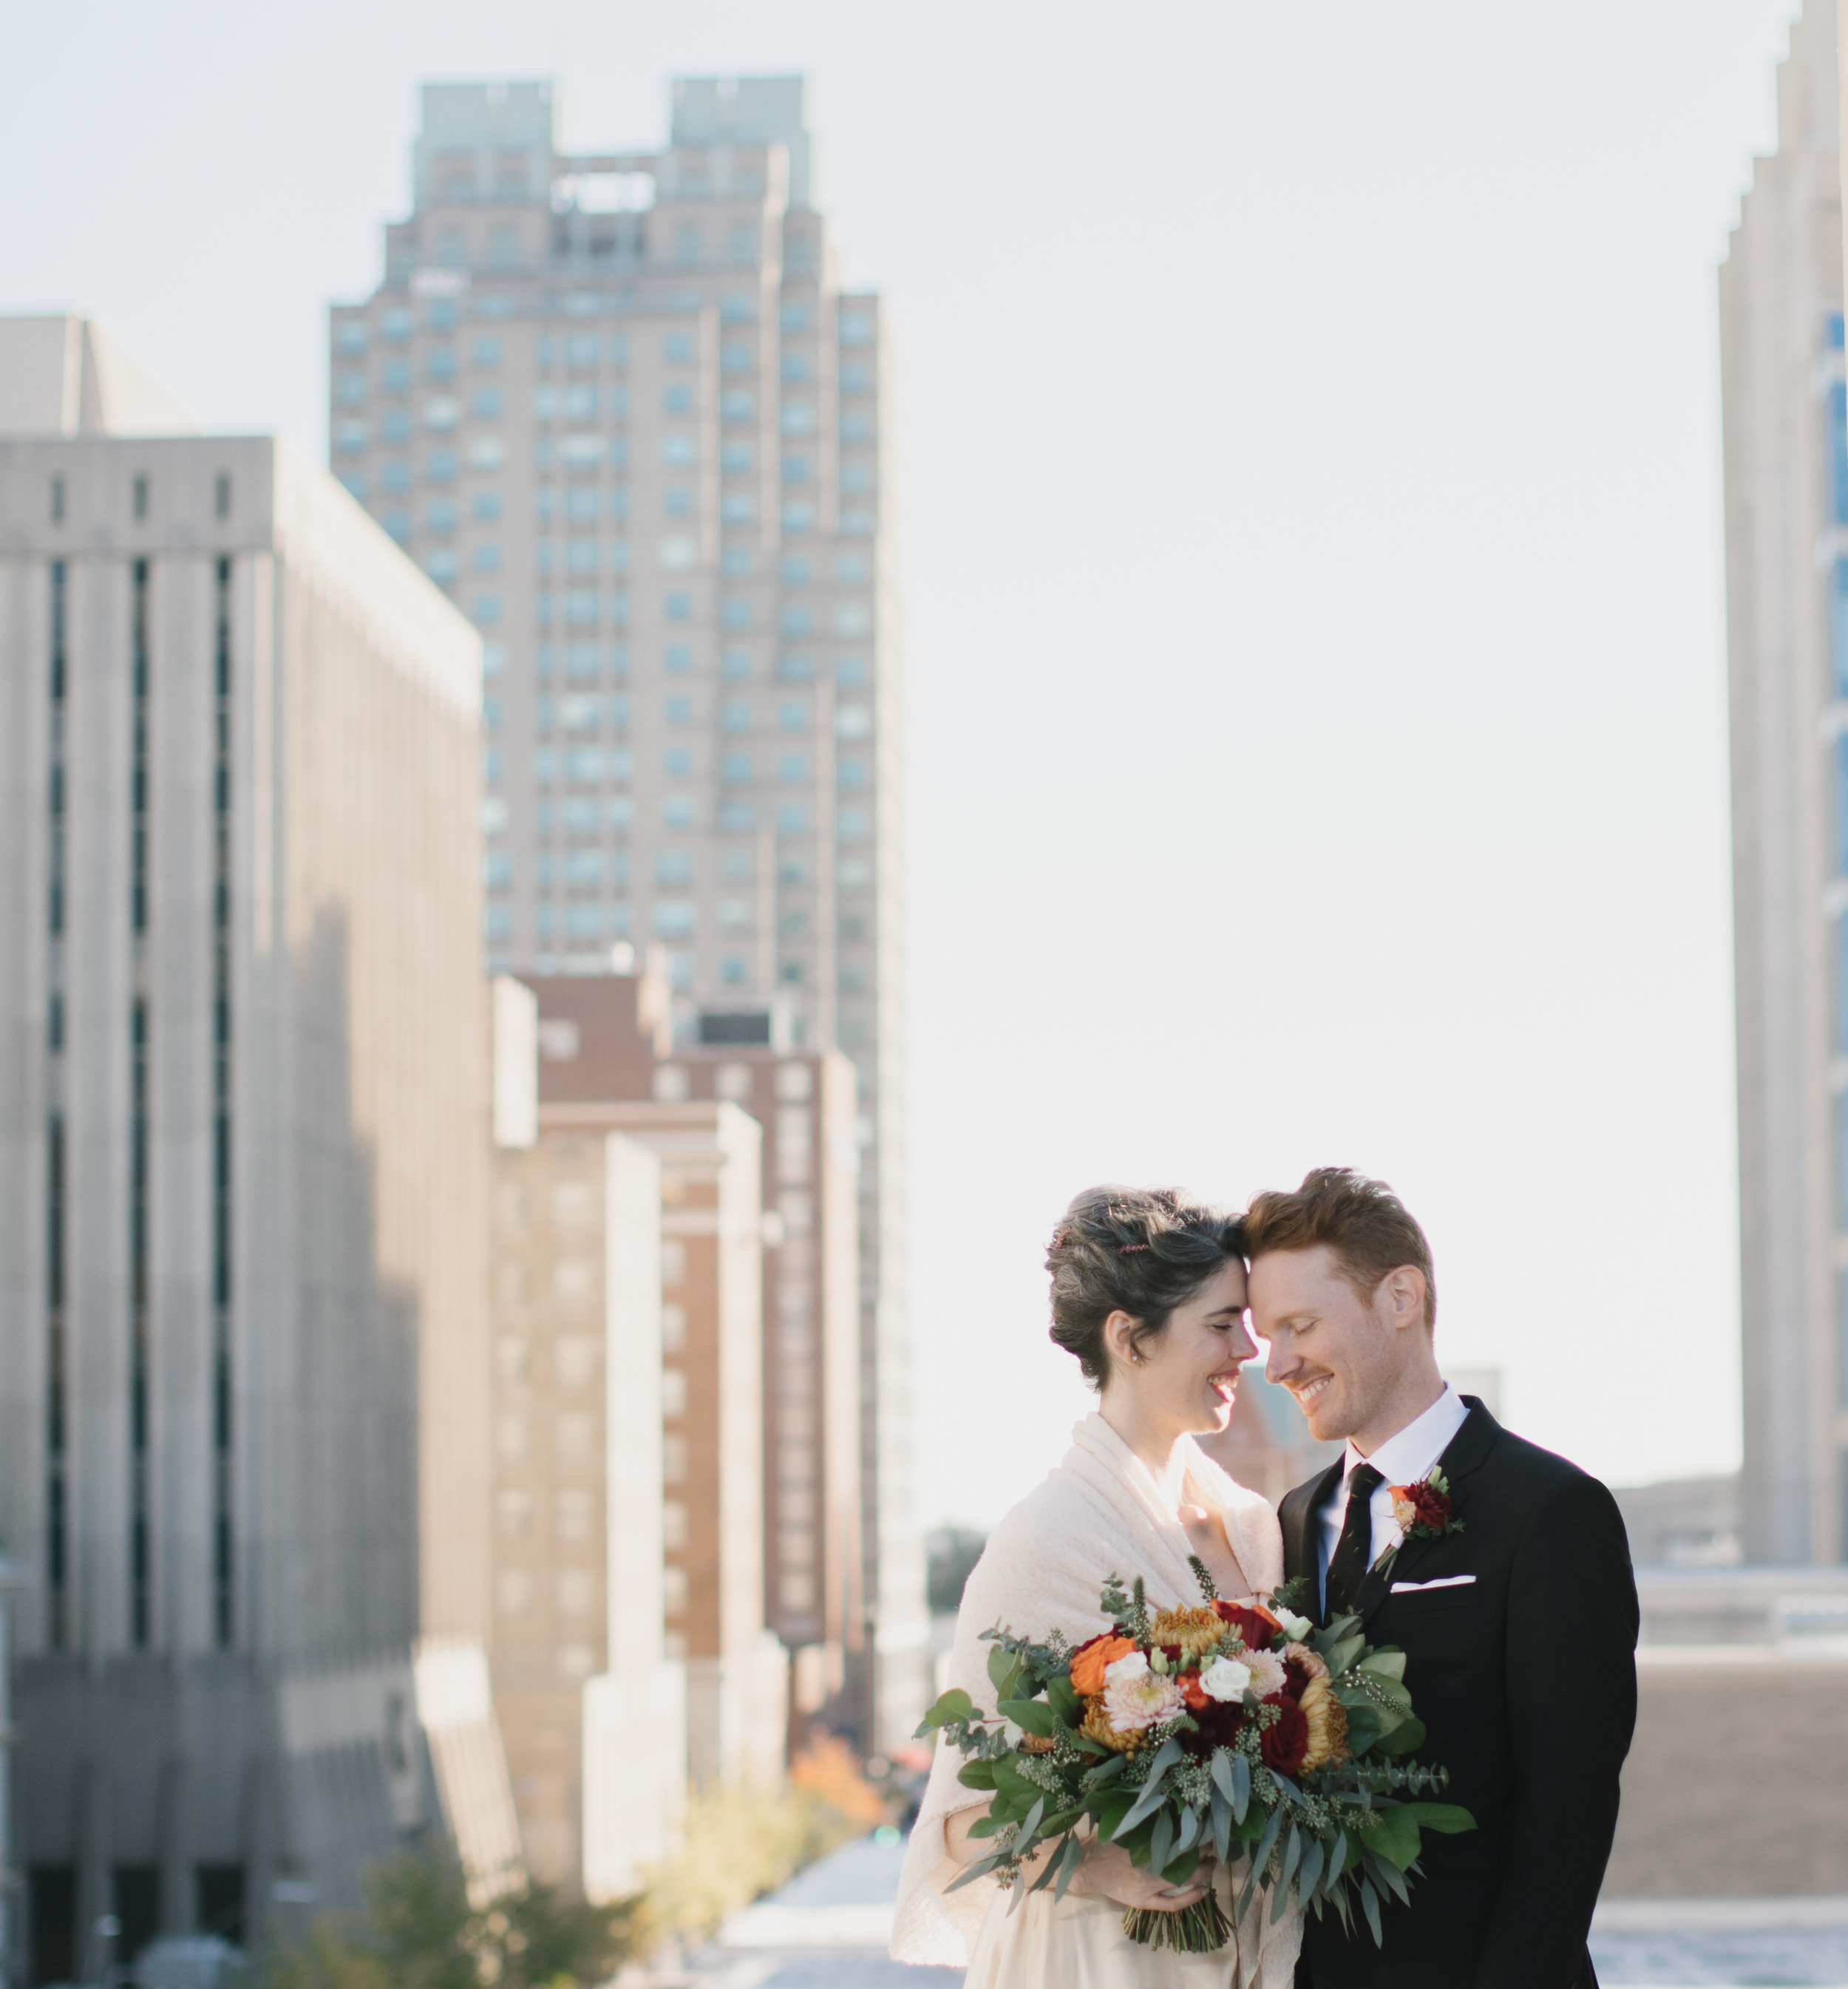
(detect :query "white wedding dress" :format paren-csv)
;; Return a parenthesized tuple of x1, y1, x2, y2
(891, 1413, 1302, 1989)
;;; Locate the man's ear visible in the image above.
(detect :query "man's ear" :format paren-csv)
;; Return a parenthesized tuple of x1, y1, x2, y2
(1380, 1266, 1427, 1333)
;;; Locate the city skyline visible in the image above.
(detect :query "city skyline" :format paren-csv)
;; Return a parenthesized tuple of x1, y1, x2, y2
(0, 3, 1798, 1531)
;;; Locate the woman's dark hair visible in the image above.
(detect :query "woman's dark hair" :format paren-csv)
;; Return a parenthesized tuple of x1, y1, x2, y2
(1046, 1186, 1246, 1387)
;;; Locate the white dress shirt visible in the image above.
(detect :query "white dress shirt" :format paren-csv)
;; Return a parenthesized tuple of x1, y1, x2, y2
(1316, 1383, 1471, 1609)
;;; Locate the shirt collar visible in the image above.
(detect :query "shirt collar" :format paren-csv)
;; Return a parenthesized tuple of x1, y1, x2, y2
(1342, 1383, 1469, 1492)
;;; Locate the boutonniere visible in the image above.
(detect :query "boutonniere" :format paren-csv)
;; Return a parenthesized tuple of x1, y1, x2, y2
(1373, 1466, 1464, 1578)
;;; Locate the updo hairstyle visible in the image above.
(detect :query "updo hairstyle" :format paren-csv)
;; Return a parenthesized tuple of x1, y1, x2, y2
(1047, 1186, 1246, 1387)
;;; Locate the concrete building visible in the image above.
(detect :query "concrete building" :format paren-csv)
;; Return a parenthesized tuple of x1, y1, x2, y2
(327, 77, 925, 1743)
(0, 322, 519, 1980)
(1722, 0, 1848, 1563)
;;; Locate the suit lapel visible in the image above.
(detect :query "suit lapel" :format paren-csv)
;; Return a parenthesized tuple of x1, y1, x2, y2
(1357, 1398, 1501, 1629)
(1283, 1458, 1344, 1625)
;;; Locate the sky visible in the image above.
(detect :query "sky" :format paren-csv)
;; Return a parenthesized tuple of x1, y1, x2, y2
(0, 0, 1803, 1528)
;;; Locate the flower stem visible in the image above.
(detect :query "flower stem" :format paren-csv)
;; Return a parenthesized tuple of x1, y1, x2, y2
(1121, 1891, 1232, 1953)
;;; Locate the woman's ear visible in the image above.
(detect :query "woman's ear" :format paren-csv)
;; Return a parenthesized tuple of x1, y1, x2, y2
(1101, 1308, 1144, 1375)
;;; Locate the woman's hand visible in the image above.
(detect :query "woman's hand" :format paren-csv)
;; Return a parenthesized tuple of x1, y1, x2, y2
(1067, 1837, 1214, 1914)
(945, 1810, 1213, 1914)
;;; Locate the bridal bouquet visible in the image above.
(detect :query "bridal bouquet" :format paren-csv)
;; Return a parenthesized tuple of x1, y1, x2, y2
(917, 1561, 1473, 1953)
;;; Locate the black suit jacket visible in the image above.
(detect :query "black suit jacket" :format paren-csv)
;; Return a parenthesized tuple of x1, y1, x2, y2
(1281, 1400, 1638, 1989)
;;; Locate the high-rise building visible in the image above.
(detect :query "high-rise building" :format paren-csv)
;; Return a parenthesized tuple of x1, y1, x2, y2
(1722, 1, 1848, 1563)
(330, 77, 925, 1741)
(0, 321, 520, 1976)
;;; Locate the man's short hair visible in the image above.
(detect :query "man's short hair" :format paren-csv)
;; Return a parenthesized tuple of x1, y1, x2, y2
(1243, 1167, 1436, 1330)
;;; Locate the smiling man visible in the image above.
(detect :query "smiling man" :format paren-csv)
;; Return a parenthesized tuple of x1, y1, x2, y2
(1246, 1168, 1639, 1989)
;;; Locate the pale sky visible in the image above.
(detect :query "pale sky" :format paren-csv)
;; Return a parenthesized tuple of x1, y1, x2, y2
(2, 0, 1801, 1528)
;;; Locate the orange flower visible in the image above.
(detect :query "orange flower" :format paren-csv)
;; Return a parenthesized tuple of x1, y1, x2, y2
(1070, 1633, 1137, 1697)
(1181, 1673, 1212, 1711)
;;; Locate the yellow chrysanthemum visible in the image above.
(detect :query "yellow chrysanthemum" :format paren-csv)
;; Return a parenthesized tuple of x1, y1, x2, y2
(1299, 1676, 1351, 1772)
(1081, 1696, 1145, 1755)
(1149, 1605, 1226, 1663)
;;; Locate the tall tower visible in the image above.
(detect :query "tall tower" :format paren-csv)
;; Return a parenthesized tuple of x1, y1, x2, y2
(330, 80, 925, 1741)
(1723, 1, 1848, 1563)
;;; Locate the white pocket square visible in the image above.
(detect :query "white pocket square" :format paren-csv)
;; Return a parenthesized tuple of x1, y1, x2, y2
(1389, 1574, 1476, 1594)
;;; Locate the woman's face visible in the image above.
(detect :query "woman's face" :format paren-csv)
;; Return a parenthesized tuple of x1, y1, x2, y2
(1108, 1257, 1255, 1435)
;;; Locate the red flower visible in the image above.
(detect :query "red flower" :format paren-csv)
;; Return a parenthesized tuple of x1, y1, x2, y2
(1186, 1696, 1249, 1752)
(1214, 1601, 1280, 1650)
(1281, 1652, 1318, 1701)
(1260, 1696, 1308, 1775)
(1394, 1480, 1453, 1531)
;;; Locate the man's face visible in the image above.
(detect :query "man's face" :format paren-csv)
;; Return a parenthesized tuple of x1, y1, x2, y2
(1249, 1245, 1416, 1445)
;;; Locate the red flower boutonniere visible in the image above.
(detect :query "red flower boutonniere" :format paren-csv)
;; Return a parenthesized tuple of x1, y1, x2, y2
(1373, 1467, 1464, 1577)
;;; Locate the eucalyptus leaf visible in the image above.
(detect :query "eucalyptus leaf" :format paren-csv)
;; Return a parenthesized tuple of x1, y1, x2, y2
(916, 1687, 975, 1733)
(1357, 1650, 1406, 1682)
(944, 1853, 1005, 1894)
(1231, 1751, 1251, 1823)
(1053, 1831, 1086, 1903)
(1360, 1876, 1382, 1946)
(1210, 1788, 1232, 1862)
(1175, 1805, 1200, 1854)
(1371, 1716, 1427, 1759)
(1298, 1837, 1325, 1899)
(1148, 1809, 1175, 1879)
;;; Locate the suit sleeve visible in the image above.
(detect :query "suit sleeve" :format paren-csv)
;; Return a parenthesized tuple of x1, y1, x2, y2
(1475, 1470, 1638, 1989)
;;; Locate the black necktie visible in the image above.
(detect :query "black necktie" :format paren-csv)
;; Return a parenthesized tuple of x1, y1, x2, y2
(1325, 1463, 1385, 1618)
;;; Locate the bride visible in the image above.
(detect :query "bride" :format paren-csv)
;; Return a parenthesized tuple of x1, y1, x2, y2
(891, 1187, 1302, 1988)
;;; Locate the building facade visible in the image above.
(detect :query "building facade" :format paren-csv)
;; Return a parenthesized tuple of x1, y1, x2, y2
(0, 341, 518, 1977)
(1723, 0, 1848, 1563)
(330, 76, 923, 1741)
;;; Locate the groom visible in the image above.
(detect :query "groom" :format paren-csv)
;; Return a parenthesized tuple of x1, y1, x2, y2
(1245, 1169, 1638, 1989)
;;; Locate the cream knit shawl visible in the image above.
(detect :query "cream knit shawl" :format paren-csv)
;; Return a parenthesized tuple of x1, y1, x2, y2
(891, 1412, 1299, 1985)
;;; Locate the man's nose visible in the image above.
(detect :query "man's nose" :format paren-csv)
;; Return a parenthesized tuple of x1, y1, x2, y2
(1263, 1337, 1292, 1385)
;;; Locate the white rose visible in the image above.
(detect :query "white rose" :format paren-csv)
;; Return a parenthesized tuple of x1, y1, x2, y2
(1103, 1650, 1150, 1687)
(1273, 1608, 1314, 1642)
(1200, 1656, 1253, 1702)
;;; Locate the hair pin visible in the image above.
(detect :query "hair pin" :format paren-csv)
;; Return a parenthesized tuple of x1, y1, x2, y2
(1116, 1242, 1151, 1255)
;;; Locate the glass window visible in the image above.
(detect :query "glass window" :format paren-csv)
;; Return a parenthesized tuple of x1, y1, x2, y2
(778, 751, 809, 783)
(777, 698, 809, 732)
(665, 746, 694, 777)
(721, 698, 752, 732)
(565, 588, 598, 626)
(778, 803, 810, 836)
(840, 359, 871, 393)
(474, 543, 502, 573)
(482, 696, 503, 734)
(336, 372, 367, 407)
(1831, 383, 1848, 528)
(840, 409, 873, 442)
(565, 487, 598, 523)
(339, 472, 367, 500)
(834, 601, 872, 637)
(665, 591, 692, 622)
(722, 599, 753, 629)
(721, 751, 753, 784)
(782, 500, 815, 532)
(664, 383, 693, 415)
(1837, 735, 1848, 877)
(721, 953, 749, 985)
(721, 545, 753, 577)
(474, 335, 503, 367)
(382, 308, 413, 343)
(334, 419, 368, 455)
(836, 656, 868, 687)
(780, 401, 816, 438)
(381, 409, 412, 443)
(485, 905, 513, 942)
(722, 646, 753, 680)
(838, 310, 874, 346)
(781, 554, 812, 585)
(483, 643, 508, 679)
(665, 489, 694, 518)
(781, 454, 812, 485)
(336, 321, 369, 356)
(565, 642, 598, 681)
(472, 387, 504, 418)
(427, 299, 459, 330)
(653, 899, 696, 938)
(472, 491, 503, 522)
(560, 694, 600, 732)
(665, 643, 693, 674)
(664, 330, 695, 363)
(427, 449, 457, 483)
(835, 701, 872, 740)
(381, 359, 412, 394)
(428, 497, 458, 532)
(565, 384, 597, 421)
(837, 757, 869, 791)
(484, 850, 514, 889)
(656, 850, 694, 886)
(835, 551, 870, 585)
(780, 301, 813, 333)
(837, 805, 870, 841)
(381, 459, 412, 493)
(665, 694, 694, 726)
(567, 333, 599, 369)
(780, 603, 812, 636)
(567, 539, 599, 575)
(721, 493, 756, 525)
(840, 460, 874, 494)
(780, 351, 813, 384)
(662, 435, 697, 469)
(777, 653, 815, 682)
(664, 795, 696, 827)
(473, 594, 502, 624)
(383, 509, 410, 542)
(721, 293, 755, 322)
(566, 849, 605, 886)
(721, 341, 754, 376)
(427, 347, 458, 384)
(426, 548, 459, 582)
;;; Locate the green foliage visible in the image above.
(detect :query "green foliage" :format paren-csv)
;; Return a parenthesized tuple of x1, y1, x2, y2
(262, 1843, 642, 1989)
